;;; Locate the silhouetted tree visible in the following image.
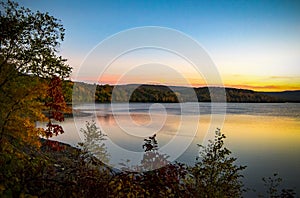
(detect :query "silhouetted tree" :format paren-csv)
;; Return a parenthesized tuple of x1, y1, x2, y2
(191, 128, 246, 197)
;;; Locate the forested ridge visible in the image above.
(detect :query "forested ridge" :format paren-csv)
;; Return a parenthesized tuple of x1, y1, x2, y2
(65, 81, 297, 103)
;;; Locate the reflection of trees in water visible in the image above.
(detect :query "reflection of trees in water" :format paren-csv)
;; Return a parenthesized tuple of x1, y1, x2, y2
(97, 113, 153, 126)
(97, 114, 115, 125)
(96, 113, 181, 149)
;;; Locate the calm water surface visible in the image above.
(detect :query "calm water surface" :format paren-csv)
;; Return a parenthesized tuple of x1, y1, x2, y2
(50, 103, 300, 196)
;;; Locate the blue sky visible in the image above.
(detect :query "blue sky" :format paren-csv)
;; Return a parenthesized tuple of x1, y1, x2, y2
(18, 0, 300, 90)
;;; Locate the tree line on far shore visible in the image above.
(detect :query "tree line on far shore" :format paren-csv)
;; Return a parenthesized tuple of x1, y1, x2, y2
(67, 81, 284, 103)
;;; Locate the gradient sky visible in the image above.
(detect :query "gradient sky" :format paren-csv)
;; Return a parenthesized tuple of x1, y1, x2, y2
(18, 0, 300, 91)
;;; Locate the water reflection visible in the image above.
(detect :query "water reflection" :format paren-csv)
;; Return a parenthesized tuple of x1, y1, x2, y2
(97, 114, 115, 125)
(50, 103, 300, 195)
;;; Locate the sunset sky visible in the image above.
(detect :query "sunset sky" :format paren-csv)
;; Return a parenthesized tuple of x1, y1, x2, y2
(18, 0, 300, 91)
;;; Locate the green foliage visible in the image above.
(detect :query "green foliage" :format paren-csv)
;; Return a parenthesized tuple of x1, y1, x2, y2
(0, 0, 71, 80)
(111, 84, 180, 103)
(128, 85, 179, 103)
(72, 82, 95, 103)
(62, 82, 281, 103)
(191, 128, 247, 197)
(96, 84, 112, 102)
(62, 80, 74, 103)
(225, 88, 279, 102)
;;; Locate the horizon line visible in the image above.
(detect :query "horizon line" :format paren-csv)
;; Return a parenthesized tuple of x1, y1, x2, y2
(69, 79, 300, 93)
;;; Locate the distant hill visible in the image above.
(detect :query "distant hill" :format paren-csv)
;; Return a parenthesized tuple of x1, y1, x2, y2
(66, 82, 300, 103)
(258, 91, 300, 102)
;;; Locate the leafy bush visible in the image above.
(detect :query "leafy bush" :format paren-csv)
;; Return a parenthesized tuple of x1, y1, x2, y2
(191, 128, 246, 197)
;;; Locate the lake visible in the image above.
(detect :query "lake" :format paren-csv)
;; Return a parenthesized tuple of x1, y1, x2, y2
(48, 103, 300, 196)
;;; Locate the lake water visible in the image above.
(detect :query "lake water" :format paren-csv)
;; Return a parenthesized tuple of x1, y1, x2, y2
(49, 103, 300, 196)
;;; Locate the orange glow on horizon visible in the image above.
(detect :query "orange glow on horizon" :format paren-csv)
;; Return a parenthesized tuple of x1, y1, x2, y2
(222, 84, 300, 92)
(71, 74, 300, 92)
